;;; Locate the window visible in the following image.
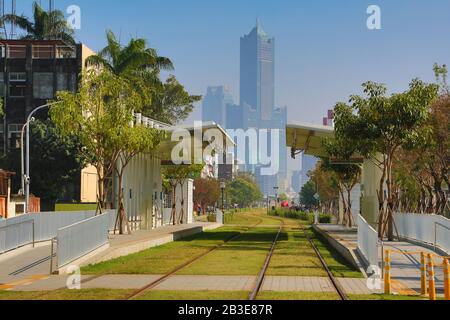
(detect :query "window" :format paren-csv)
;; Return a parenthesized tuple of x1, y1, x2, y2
(56, 72, 77, 92)
(8, 124, 23, 149)
(9, 85, 26, 97)
(9, 72, 27, 82)
(0, 73, 5, 97)
(33, 72, 54, 99)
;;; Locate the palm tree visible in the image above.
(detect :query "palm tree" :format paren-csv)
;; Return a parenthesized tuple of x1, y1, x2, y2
(86, 30, 173, 76)
(0, 1, 75, 44)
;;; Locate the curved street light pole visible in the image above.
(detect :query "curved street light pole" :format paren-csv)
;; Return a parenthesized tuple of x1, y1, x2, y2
(23, 102, 61, 213)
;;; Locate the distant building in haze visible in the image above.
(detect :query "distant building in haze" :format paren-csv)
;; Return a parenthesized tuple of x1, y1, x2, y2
(202, 86, 234, 128)
(291, 170, 302, 193)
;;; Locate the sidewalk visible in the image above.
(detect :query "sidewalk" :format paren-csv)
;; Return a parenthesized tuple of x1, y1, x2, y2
(1, 274, 379, 295)
(0, 222, 221, 283)
(315, 224, 446, 296)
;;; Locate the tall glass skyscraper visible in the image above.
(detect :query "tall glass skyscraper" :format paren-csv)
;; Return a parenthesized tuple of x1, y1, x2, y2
(202, 86, 234, 128)
(236, 20, 288, 197)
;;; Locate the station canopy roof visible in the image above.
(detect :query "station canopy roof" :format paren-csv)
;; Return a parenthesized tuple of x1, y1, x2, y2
(286, 122, 334, 158)
(157, 121, 235, 164)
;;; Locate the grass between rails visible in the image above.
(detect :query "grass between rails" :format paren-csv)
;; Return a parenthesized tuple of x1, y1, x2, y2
(178, 228, 280, 276)
(134, 290, 250, 300)
(81, 226, 248, 275)
(308, 228, 363, 279)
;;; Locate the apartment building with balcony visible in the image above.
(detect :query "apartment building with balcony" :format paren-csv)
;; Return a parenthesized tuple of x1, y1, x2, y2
(0, 39, 95, 152)
(0, 39, 97, 207)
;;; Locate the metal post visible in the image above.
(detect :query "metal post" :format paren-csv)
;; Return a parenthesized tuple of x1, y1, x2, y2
(32, 220, 35, 248)
(24, 102, 60, 212)
(420, 252, 427, 296)
(384, 250, 391, 295)
(444, 258, 450, 301)
(427, 254, 436, 301)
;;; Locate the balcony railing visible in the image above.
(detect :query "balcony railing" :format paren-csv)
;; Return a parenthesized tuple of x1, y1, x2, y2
(0, 45, 77, 59)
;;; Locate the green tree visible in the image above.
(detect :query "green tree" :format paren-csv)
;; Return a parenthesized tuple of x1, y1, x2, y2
(51, 70, 143, 212)
(193, 178, 221, 215)
(114, 125, 163, 234)
(321, 137, 362, 227)
(334, 79, 439, 240)
(227, 177, 262, 208)
(0, 120, 87, 210)
(300, 180, 319, 209)
(0, 2, 75, 43)
(86, 30, 200, 125)
(86, 30, 173, 76)
(163, 164, 203, 225)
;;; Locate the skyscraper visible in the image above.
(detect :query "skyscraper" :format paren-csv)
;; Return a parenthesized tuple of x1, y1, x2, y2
(202, 86, 234, 128)
(237, 20, 287, 197)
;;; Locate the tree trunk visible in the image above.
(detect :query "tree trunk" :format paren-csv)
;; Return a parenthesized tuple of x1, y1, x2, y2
(115, 171, 131, 235)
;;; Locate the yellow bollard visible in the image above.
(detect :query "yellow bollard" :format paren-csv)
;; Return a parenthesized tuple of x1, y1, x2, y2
(444, 258, 450, 301)
(427, 254, 436, 301)
(384, 250, 391, 295)
(420, 252, 427, 296)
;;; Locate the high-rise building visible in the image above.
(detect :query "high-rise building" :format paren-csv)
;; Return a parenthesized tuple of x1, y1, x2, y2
(301, 153, 318, 188)
(238, 20, 287, 197)
(240, 19, 275, 122)
(291, 170, 302, 193)
(202, 86, 234, 128)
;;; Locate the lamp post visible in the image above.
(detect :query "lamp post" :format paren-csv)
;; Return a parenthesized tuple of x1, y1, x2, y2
(220, 181, 226, 213)
(22, 102, 60, 212)
(273, 186, 279, 209)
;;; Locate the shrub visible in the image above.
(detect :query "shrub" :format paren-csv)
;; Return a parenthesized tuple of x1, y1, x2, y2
(319, 214, 332, 224)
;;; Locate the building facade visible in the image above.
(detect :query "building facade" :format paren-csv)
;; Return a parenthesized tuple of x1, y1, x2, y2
(238, 21, 287, 197)
(0, 39, 96, 204)
(202, 86, 234, 129)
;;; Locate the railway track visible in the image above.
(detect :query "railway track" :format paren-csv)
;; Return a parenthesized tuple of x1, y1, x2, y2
(247, 213, 349, 301)
(303, 226, 349, 301)
(123, 219, 266, 300)
(248, 217, 285, 300)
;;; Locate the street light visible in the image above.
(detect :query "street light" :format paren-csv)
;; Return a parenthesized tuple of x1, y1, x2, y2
(273, 186, 279, 209)
(220, 181, 226, 213)
(21, 102, 61, 212)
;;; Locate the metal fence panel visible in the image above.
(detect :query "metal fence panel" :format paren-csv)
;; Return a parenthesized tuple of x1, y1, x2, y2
(57, 213, 110, 268)
(0, 216, 34, 254)
(357, 214, 379, 268)
(0, 211, 100, 254)
(395, 213, 450, 254)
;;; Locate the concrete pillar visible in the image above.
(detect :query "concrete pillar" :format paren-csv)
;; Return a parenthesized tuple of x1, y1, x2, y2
(361, 155, 384, 227)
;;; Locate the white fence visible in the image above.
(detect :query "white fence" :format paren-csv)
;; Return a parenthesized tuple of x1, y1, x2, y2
(395, 213, 450, 254)
(357, 215, 380, 268)
(0, 210, 116, 254)
(56, 213, 111, 268)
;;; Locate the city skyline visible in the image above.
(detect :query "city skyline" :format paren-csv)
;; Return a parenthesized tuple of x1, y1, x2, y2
(12, 0, 450, 126)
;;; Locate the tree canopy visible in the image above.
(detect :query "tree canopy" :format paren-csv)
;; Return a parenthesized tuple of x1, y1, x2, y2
(0, 2, 75, 43)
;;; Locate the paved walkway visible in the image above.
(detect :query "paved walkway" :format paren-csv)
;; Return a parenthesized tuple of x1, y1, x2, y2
(0, 222, 220, 282)
(315, 224, 446, 296)
(1, 274, 379, 295)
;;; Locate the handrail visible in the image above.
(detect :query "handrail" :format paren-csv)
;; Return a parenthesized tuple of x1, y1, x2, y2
(57, 214, 98, 232)
(0, 219, 35, 250)
(435, 222, 450, 253)
(49, 237, 57, 274)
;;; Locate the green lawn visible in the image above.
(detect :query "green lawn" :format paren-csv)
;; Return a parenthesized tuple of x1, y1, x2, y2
(266, 230, 328, 277)
(134, 290, 249, 300)
(308, 229, 363, 278)
(82, 226, 247, 275)
(0, 289, 133, 300)
(178, 228, 280, 275)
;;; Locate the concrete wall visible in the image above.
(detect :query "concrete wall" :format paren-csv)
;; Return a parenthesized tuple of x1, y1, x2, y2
(80, 166, 98, 203)
(121, 152, 162, 230)
(361, 156, 385, 227)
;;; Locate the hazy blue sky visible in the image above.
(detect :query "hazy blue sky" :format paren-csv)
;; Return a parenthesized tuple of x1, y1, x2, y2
(15, 0, 450, 124)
